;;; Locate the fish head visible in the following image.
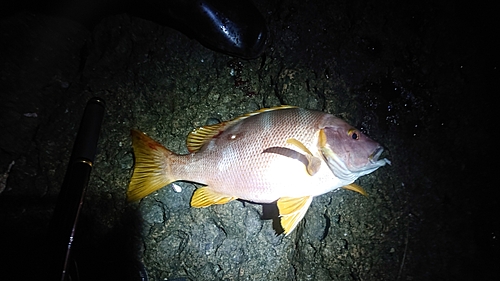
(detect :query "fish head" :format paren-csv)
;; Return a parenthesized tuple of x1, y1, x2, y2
(319, 117, 391, 181)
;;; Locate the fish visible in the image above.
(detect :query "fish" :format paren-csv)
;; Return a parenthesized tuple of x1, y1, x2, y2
(127, 106, 390, 235)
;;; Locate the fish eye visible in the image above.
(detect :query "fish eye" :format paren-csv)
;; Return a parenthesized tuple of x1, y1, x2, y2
(348, 129, 359, 140)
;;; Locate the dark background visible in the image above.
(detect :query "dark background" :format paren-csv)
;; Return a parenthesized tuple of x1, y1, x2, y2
(1, 0, 497, 280)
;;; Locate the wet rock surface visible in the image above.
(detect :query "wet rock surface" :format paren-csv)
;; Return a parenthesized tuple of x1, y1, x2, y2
(0, 0, 497, 280)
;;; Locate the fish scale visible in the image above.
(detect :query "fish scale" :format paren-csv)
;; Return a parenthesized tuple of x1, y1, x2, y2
(177, 108, 327, 198)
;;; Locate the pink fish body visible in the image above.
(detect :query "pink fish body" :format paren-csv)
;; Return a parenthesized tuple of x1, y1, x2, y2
(128, 106, 390, 234)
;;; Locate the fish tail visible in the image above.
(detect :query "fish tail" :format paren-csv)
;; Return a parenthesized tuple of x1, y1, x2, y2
(127, 129, 177, 201)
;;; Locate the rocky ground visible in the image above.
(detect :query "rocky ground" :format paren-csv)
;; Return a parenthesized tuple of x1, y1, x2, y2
(0, 0, 497, 280)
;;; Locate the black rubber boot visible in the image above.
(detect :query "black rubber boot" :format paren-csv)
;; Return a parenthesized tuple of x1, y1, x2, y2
(129, 0, 268, 59)
(15, 0, 268, 59)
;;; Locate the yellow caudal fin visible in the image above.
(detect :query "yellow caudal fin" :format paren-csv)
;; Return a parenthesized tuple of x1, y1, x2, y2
(277, 196, 313, 235)
(190, 186, 237, 208)
(127, 130, 177, 201)
(342, 183, 368, 196)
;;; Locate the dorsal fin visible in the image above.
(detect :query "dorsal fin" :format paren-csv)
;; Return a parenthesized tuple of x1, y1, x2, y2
(186, 105, 298, 152)
(187, 122, 229, 152)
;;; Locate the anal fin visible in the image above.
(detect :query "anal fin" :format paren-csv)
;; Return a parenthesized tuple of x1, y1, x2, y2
(277, 196, 313, 235)
(191, 186, 237, 208)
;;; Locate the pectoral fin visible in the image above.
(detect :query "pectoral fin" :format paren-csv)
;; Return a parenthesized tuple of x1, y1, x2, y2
(286, 138, 321, 176)
(342, 183, 368, 196)
(190, 186, 237, 208)
(318, 129, 334, 158)
(277, 196, 313, 235)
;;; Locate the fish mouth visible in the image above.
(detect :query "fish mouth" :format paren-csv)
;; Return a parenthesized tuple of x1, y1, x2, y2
(369, 147, 391, 166)
(321, 145, 390, 182)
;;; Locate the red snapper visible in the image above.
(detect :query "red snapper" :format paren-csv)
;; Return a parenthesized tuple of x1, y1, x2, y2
(128, 106, 390, 235)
